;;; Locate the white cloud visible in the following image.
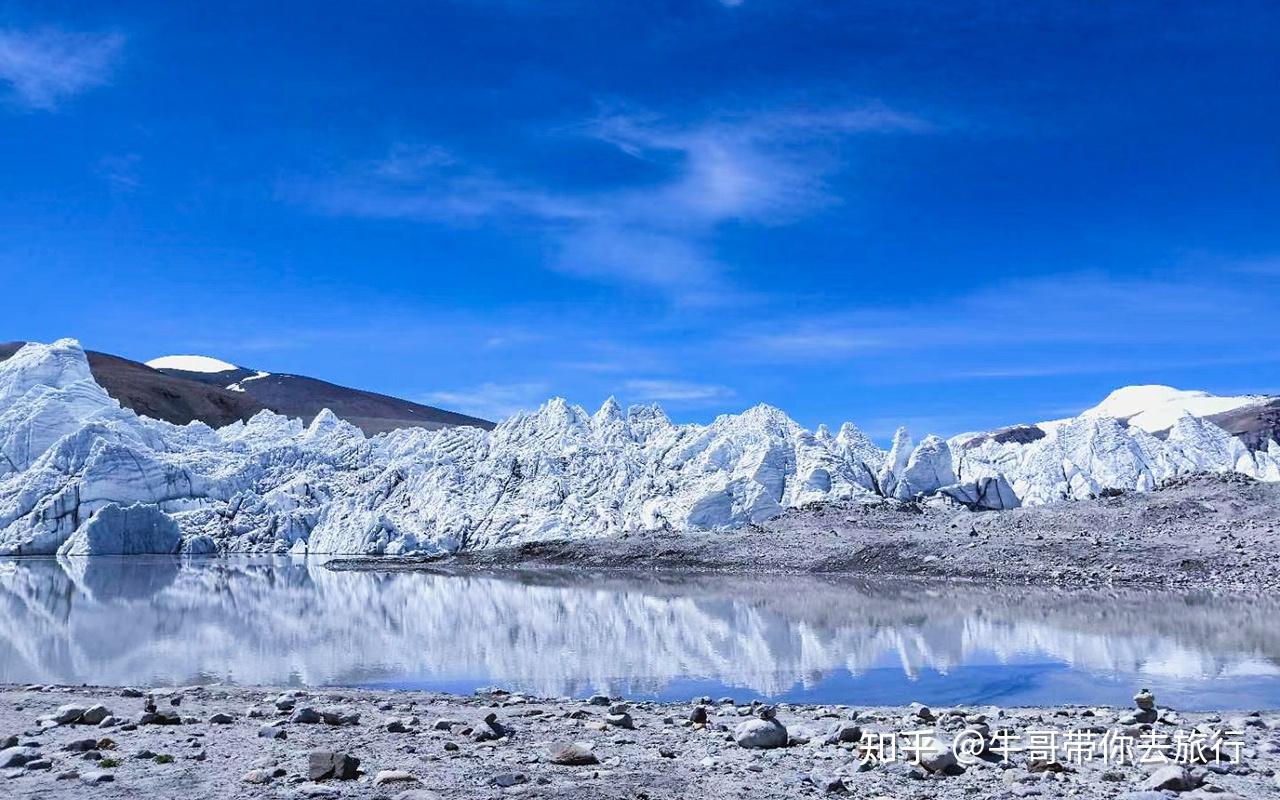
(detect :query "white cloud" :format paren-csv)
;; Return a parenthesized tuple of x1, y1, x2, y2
(0, 27, 123, 111)
(623, 378, 734, 404)
(424, 381, 551, 421)
(286, 102, 928, 302)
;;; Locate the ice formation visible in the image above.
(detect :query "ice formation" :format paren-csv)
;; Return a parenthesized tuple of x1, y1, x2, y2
(1, 339, 1277, 556)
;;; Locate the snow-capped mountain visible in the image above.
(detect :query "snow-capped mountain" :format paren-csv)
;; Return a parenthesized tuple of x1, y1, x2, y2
(1, 339, 1277, 557)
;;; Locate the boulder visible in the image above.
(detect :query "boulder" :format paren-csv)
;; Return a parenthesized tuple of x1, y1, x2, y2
(733, 706, 788, 749)
(52, 704, 87, 724)
(0, 746, 41, 768)
(547, 742, 598, 766)
(1140, 765, 1198, 792)
(308, 750, 360, 781)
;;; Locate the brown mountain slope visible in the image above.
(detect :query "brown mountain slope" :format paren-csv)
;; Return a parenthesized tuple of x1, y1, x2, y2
(0, 342, 264, 427)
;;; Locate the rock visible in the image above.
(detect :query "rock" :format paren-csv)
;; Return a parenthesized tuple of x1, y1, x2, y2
(547, 742, 598, 766)
(290, 707, 322, 724)
(274, 695, 297, 711)
(0, 737, 14, 750)
(828, 722, 861, 744)
(258, 725, 287, 740)
(1140, 765, 1198, 792)
(472, 713, 510, 742)
(307, 750, 360, 781)
(64, 738, 100, 752)
(57, 502, 182, 556)
(605, 712, 635, 729)
(320, 709, 359, 726)
(242, 769, 273, 784)
(908, 702, 935, 722)
(120, 688, 144, 698)
(0, 747, 40, 768)
(373, 770, 420, 786)
(393, 791, 443, 800)
(921, 744, 961, 775)
(386, 718, 415, 733)
(490, 773, 527, 788)
(80, 705, 111, 725)
(80, 771, 114, 784)
(209, 713, 235, 724)
(587, 695, 611, 706)
(689, 706, 708, 725)
(809, 770, 847, 793)
(139, 711, 181, 726)
(733, 707, 788, 749)
(24, 759, 52, 771)
(1134, 689, 1156, 711)
(52, 704, 87, 724)
(658, 746, 677, 758)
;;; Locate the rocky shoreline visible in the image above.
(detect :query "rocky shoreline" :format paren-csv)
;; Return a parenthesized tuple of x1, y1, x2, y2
(330, 474, 1280, 595)
(2, 684, 1277, 799)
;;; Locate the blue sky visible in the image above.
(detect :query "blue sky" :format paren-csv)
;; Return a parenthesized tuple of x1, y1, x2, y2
(2, 1, 1279, 438)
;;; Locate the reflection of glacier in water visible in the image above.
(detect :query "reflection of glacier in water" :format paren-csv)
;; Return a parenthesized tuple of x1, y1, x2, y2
(2, 557, 1279, 709)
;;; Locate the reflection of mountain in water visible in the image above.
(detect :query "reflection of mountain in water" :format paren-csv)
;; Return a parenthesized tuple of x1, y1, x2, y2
(1, 558, 1277, 699)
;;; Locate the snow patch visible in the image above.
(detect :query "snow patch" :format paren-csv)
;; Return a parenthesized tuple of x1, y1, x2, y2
(146, 354, 240, 373)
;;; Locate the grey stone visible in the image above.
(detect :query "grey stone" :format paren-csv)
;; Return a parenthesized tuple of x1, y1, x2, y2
(733, 711, 788, 750)
(80, 771, 114, 784)
(1140, 765, 1197, 792)
(80, 705, 111, 725)
(52, 704, 86, 724)
(258, 725, 287, 740)
(0, 747, 40, 769)
(307, 750, 360, 781)
(547, 742, 598, 766)
(373, 770, 419, 786)
(209, 713, 235, 724)
(290, 707, 322, 724)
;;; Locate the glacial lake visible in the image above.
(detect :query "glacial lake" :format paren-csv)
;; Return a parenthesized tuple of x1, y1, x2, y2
(2, 557, 1279, 710)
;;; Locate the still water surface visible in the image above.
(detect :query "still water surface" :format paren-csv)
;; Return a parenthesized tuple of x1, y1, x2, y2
(2, 557, 1278, 709)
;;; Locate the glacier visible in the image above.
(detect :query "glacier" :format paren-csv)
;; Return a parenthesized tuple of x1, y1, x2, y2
(1, 338, 1278, 557)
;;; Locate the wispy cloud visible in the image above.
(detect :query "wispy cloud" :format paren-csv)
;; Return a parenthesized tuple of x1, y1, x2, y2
(0, 27, 123, 111)
(622, 378, 734, 404)
(728, 271, 1280, 380)
(285, 103, 929, 302)
(424, 381, 551, 421)
(95, 153, 141, 192)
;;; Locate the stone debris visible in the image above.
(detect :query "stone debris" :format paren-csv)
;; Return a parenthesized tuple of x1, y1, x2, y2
(0, 684, 1275, 799)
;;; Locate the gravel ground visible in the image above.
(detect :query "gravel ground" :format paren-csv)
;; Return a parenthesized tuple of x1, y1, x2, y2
(332, 474, 1280, 594)
(2, 684, 1278, 799)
